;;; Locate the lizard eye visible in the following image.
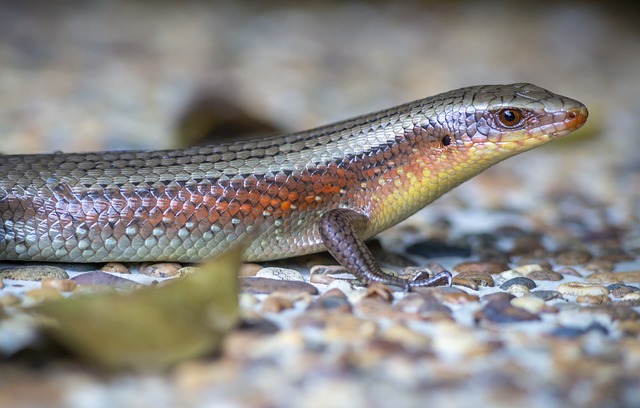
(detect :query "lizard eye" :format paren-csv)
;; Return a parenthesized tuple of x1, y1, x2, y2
(496, 108, 524, 128)
(442, 135, 452, 146)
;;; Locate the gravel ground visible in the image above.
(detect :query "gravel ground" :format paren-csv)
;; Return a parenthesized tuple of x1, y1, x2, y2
(1, 1, 639, 407)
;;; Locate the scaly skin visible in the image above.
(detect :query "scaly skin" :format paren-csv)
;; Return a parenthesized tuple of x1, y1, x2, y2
(0, 83, 587, 288)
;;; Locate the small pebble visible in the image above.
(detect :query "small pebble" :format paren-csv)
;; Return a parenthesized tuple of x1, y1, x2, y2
(500, 277, 537, 291)
(101, 262, 130, 273)
(607, 284, 639, 298)
(575, 295, 611, 304)
(0, 265, 69, 281)
(382, 324, 431, 349)
(41, 278, 77, 292)
(25, 288, 64, 303)
(621, 292, 640, 302)
(453, 261, 509, 275)
(496, 270, 524, 282)
(453, 271, 494, 289)
(0, 294, 21, 307)
(474, 300, 540, 323)
(582, 259, 615, 274)
(262, 293, 295, 313)
(308, 288, 352, 313)
(414, 287, 480, 305)
(585, 271, 640, 284)
(256, 267, 305, 282)
(507, 284, 531, 295)
(326, 279, 354, 294)
(238, 263, 263, 277)
(509, 264, 544, 276)
(511, 295, 545, 313)
(177, 266, 199, 276)
(138, 262, 182, 277)
(557, 267, 582, 277)
(550, 322, 608, 338)
(554, 248, 592, 265)
(240, 277, 318, 295)
(530, 290, 564, 301)
(517, 256, 552, 270)
(526, 269, 564, 281)
(557, 282, 610, 297)
(510, 235, 544, 255)
(71, 271, 142, 289)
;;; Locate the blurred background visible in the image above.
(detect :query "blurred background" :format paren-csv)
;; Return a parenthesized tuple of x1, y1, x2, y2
(0, 0, 638, 220)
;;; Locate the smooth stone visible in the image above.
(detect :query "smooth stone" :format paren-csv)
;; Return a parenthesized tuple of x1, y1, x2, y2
(238, 263, 263, 277)
(585, 271, 640, 284)
(453, 271, 494, 288)
(453, 261, 509, 275)
(256, 267, 305, 282)
(138, 262, 182, 277)
(71, 271, 143, 289)
(240, 277, 318, 295)
(41, 278, 77, 292)
(526, 269, 563, 281)
(510, 295, 545, 313)
(557, 282, 610, 297)
(177, 266, 199, 276)
(309, 265, 351, 285)
(474, 300, 540, 323)
(576, 294, 611, 304)
(308, 288, 352, 313)
(509, 264, 544, 276)
(580, 305, 640, 321)
(557, 267, 583, 277)
(607, 284, 639, 298)
(25, 288, 64, 302)
(517, 255, 552, 270)
(507, 284, 531, 295)
(0, 265, 69, 281)
(500, 277, 537, 291)
(497, 270, 524, 281)
(413, 286, 480, 304)
(621, 292, 640, 302)
(582, 260, 615, 274)
(550, 322, 608, 338)
(554, 248, 592, 265)
(262, 294, 295, 313)
(406, 239, 471, 258)
(530, 290, 564, 301)
(101, 262, 130, 273)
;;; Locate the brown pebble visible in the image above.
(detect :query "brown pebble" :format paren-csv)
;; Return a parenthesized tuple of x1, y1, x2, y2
(41, 278, 77, 292)
(581, 305, 640, 321)
(554, 248, 592, 265)
(451, 276, 478, 291)
(575, 295, 611, 304)
(453, 261, 509, 275)
(510, 235, 544, 256)
(240, 277, 318, 295)
(557, 267, 583, 277)
(0, 294, 21, 307)
(138, 262, 182, 277)
(262, 293, 295, 313)
(526, 269, 563, 281)
(415, 287, 480, 305)
(585, 271, 640, 284)
(365, 283, 394, 302)
(610, 285, 636, 298)
(101, 262, 130, 273)
(557, 282, 610, 297)
(355, 297, 399, 319)
(453, 271, 494, 288)
(177, 266, 199, 276)
(583, 259, 615, 274)
(71, 271, 142, 289)
(474, 300, 540, 323)
(0, 265, 69, 281)
(238, 263, 263, 277)
(25, 288, 64, 303)
(517, 255, 552, 270)
(308, 288, 352, 313)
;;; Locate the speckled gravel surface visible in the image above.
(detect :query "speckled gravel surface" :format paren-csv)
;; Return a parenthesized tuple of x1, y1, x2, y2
(1, 1, 640, 408)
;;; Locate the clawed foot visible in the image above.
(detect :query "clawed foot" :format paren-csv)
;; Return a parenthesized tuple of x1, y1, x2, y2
(403, 270, 452, 292)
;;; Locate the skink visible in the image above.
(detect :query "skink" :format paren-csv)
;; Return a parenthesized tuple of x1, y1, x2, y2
(0, 83, 588, 288)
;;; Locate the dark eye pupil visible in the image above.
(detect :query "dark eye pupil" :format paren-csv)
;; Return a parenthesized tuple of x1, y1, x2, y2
(442, 135, 451, 146)
(503, 110, 516, 123)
